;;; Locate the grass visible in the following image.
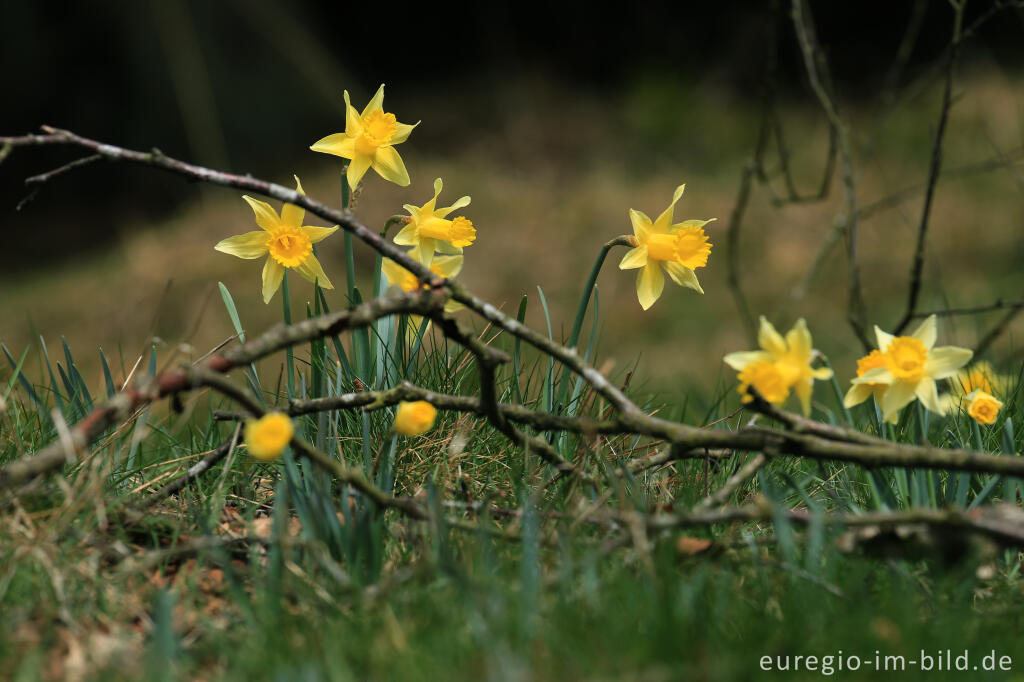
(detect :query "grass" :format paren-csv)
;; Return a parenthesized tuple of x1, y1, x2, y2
(2, 64, 1024, 680)
(1, 277, 1023, 680)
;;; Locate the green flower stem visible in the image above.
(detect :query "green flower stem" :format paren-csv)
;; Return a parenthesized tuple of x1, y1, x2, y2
(555, 235, 634, 410)
(281, 271, 295, 399)
(567, 235, 635, 352)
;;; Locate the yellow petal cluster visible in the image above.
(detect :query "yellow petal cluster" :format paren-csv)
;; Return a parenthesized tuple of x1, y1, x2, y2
(393, 401, 437, 436)
(724, 317, 833, 416)
(618, 184, 715, 310)
(244, 412, 294, 460)
(965, 389, 1003, 425)
(843, 315, 972, 423)
(310, 84, 418, 189)
(215, 176, 338, 303)
(393, 178, 475, 265)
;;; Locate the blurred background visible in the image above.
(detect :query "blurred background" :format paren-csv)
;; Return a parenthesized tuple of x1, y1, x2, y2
(2, 0, 1023, 407)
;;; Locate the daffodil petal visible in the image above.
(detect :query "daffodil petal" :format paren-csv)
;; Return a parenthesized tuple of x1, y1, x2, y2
(343, 90, 361, 136)
(910, 314, 937, 349)
(347, 155, 372, 190)
(881, 380, 917, 421)
(852, 367, 895, 385)
(262, 258, 284, 304)
(875, 325, 894, 353)
(675, 218, 716, 229)
(380, 258, 407, 290)
(294, 254, 334, 289)
(758, 317, 787, 355)
(301, 225, 339, 244)
(434, 241, 463, 256)
(372, 146, 411, 186)
(310, 133, 356, 160)
(915, 378, 943, 414)
(723, 350, 772, 371)
(653, 184, 685, 232)
(361, 84, 386, 117)
(843, 382, 875, 408)
(280, 177, 306, 228)
(629, 209, 652, 241)
(925, 346, 973, 379)
(215, 231, 269, 259)
(786, 319, 812, 361)
(662, 262, 703, 293)
(795, 379, 813, 417)
(812, 366, 834, 380)
(393, 223, 419, 246)
(619, 246, 648, 270)
(436, 196, 472, 219)
(391, 121, 419, 145)
(243, 196, 280, 231)
(636, 263, 664, 311)
(432, 254, 463, 278)
(416, 240, 435, 265)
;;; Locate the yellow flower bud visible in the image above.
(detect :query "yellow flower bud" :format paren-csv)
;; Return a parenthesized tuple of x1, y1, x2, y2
(244, 412, 294, 460)
(393, 401, 437, 436)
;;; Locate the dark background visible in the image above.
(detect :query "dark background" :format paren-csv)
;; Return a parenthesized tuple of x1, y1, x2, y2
(3, 0, 1023, 271)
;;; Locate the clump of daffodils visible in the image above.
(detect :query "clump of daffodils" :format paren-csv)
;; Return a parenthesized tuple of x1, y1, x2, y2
(942, 361, 1010, 425)
(843, 315, 972, 423)
(724, 317, 833, 416)
(215, 176, 338, 303)
(244, 412, 294, 460)
(393, 401, 437, 436)
(619, 184, 715, 310)
(310, 84, 417, 189)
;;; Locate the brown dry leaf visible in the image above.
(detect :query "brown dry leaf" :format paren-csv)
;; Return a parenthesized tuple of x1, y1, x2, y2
(675, 536, 712, 556)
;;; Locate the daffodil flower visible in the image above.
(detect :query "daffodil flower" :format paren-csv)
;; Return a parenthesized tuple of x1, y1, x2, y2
(393, 178, 475, 264)
(381, 249, 464, 310)
(941, 361, 1011, 414)
(724, 317, 833, 416)
(215, 176, 338, 303)
(618, 184, 715, 310)
(845, 315, 972, 423)
(244, 412, 294, 460)
(310, 84, 418, 189)
(964, 389, 1003, 425)
(393, 401, 437, 436)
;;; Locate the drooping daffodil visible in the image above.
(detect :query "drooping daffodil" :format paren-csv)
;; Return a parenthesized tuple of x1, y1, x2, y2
(618, 184, 715, 310)
(844, 315, 972, 423)
(393, 401, 437, 436)
(215, 176, 338, 303)
(380, 248, 465, 332)
(724, 317, 833, 416)
(393, 178, 476, 264)
(310, 84, 418, 190)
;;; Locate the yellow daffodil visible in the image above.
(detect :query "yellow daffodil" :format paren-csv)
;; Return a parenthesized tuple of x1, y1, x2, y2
(245, 412, 294, 460)
(215, 176, 338, 303)
(393, 401, 437, 436)
(618, 184, 715, 310)
(380, 249, 464, 314)
(724, 317, 833, 416)
(393, 178, 475, 264)
(964, 389, 1003, 425)
(845, 315, 972, 423)
(310, 84, 418, 189)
